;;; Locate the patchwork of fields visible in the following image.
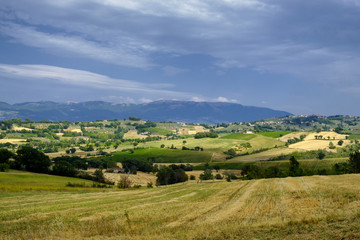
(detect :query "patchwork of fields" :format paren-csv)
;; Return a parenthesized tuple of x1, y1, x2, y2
(1, 172, 360, 239)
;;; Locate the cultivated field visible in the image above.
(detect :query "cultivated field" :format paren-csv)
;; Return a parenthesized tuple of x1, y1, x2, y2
(1, 172, 360, 239)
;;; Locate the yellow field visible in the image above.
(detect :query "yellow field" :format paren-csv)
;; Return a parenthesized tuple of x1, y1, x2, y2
(304, 131, 348, 140)
(278, 132, 309, 142)
(12, 126, 33, 131)
(123, 130, 147, 139)
(0, 138, 26, 144)
(1, 174, 360, 239)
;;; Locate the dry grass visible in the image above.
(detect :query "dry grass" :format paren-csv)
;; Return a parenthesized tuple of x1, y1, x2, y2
(0, 138, 26, 144)
(1, 174, 360, 239)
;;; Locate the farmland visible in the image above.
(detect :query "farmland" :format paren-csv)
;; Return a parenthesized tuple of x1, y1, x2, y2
(1, 171, 360, 239)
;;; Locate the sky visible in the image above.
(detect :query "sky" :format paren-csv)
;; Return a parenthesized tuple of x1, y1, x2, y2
(1, 0, 360, 116)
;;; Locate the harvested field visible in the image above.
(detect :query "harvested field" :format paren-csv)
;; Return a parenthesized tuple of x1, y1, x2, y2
(0, 138, 26, 144)
(304, 131, 348, 140)
(289, 139, 351, 151)
(1, 173, 360, 239)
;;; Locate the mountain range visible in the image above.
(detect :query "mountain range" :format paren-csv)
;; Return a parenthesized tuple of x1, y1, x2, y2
(0, 100, 292, 124)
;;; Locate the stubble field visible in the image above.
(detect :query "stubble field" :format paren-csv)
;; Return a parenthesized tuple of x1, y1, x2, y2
(1, 172, 360, 240)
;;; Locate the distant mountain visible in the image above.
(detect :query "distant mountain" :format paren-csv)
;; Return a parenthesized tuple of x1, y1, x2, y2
(0, 100, 292, 123)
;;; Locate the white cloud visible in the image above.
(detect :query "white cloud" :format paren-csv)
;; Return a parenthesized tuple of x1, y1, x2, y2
(215, 97, 238, 103)
(0, 64, 188, 97)
(0, 23, 152, 69)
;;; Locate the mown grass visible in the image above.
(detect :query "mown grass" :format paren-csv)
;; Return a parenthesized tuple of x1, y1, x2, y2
(256, 131, 293, 138)
(0, 170, 110, 192)
(112, 148, 212, 163)
(1, 174, 360, 239)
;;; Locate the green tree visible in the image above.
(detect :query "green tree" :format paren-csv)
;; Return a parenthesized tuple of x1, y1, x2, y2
(317, 151, 326, 160)
(349, 151, 360, 173)
(0, 148, 14, 164)
(15, 146, 51, 173)
(52, 161, 77, 177)
(200, 169, 213, 180)
(337, 140, 344, 146)
(289, 156, 302, 176)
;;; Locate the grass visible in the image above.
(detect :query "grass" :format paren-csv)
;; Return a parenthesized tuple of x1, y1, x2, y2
(220, 133, 257, 140)
(112, 148, 212, 163)
(256, 131, 293, 138)
(0, 170, 109, 192)
(1, 174, 360, 239)
(144, 127, 173, 135)
(348, 134, 360, 140)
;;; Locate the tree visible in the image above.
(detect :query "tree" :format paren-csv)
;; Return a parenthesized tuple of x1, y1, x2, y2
(0, 148, 14, 164)
(15, 146, 51, 173)
(349, 151, 360, 173)
(52, 161, 77, 177)
(329, 142, 336, 149)
(289, 156, 301, 176)
(317, 151, 326, 160)
(200, 169, 213, 180)
(337, 140, 344, 146)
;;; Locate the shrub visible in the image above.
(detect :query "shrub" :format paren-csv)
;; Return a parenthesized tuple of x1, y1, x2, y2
(215, 173, 223, 179)
(0, 163, 10, 172)
(117, 175, 132, 188)
(147, 182, 153, 188)
(190, 175, 196, 180)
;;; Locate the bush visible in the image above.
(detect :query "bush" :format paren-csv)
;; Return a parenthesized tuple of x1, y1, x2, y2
(117, 175, 132, 188)
(0, 163, 10, 172)
(156, 166, 188, 185)
(147, 182, 153, 188)
(215, 173, 223, 179)
(190, 175, 196, 180)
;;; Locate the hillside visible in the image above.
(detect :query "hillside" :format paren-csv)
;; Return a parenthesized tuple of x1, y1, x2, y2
(1, 172, 360, 239)
(0, 100, 292, 123)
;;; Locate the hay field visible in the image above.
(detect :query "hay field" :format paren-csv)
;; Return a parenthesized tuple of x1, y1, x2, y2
(12, 126, 33, 131)
(289, 139, 351, 151)
(304, 131, 348, 140)
(1, 173, 360, 239)
(123, 130, 147, 139)
(0, 138, 26, 144)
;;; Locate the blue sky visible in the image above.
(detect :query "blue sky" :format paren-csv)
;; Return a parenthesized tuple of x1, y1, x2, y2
(1, 0, 360, 115)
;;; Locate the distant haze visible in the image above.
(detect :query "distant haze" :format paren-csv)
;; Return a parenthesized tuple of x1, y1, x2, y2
(0, 100, 292, 124)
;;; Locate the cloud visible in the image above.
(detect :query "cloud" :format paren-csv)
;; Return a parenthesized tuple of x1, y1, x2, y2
(1, 0, 360, 85)
(0, 64, 188, 97)
(215, 97, 238, 103)
(0, 23, 152, 69)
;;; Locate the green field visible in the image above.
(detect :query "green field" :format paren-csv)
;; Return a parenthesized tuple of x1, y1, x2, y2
(112, 148, 212, 163)
(1, 173, 360, 239)
(256, 131, 292, 138)
(348, 134, 360, 140)
(220, 133, 257, 140)
(0, 171, 107, 192)
(145, 127, 173, 135)
(139, 135, 284, 153)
